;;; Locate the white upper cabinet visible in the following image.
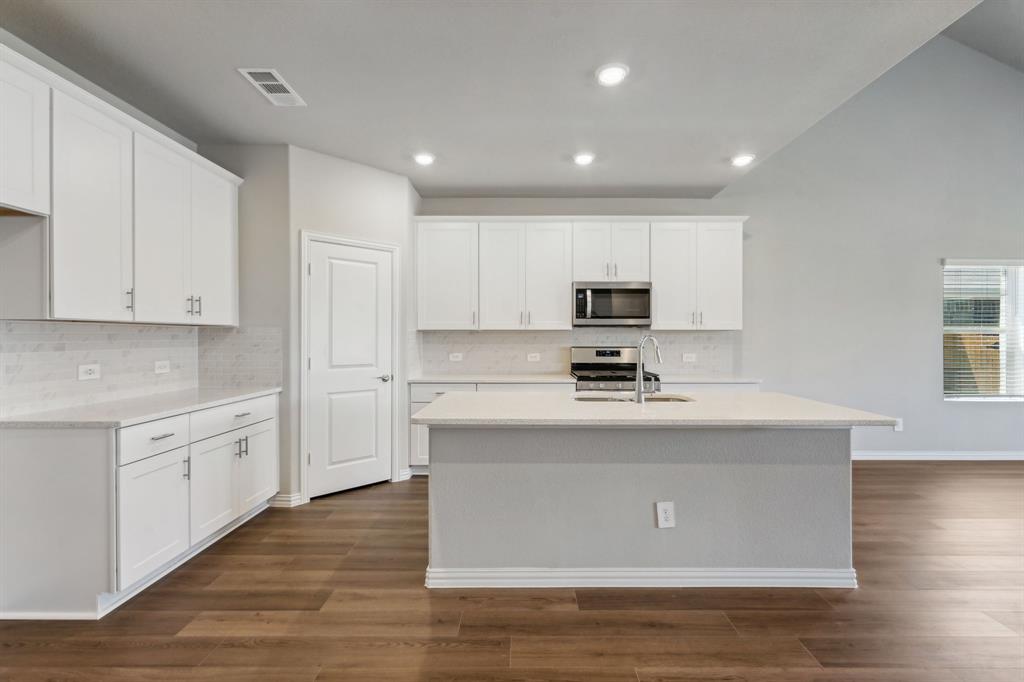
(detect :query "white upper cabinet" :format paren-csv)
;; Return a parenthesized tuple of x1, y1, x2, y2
(524, 222, 572, 329)
(651, 222, 698, 330)
(51, 91, 134, 322)
(572, 222, 611, 281)
(696, 222, 743, 330)
(134, 134, 191, 324)
(189, 164, 238, 326)
(0, 60, 49, 215)
(417, 222, 479, 330)
(651, 220, 743, 330)
(573, 222, 650, 281)
(610, 223, 650, 280)
(479, 223, 525, 330)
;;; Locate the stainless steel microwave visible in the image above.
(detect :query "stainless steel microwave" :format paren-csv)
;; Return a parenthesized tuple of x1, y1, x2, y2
(573, 282, 652, 327)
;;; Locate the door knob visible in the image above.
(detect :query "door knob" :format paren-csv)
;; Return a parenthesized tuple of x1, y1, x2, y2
(378, 374, 392, 382)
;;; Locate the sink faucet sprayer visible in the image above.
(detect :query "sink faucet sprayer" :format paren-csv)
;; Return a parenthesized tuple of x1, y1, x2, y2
(635, 334, 662, 404)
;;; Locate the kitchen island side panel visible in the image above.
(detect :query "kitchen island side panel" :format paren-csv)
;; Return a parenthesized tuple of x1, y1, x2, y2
(428, 427, 851, 572)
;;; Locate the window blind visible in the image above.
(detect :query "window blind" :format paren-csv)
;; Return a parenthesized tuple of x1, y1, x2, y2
(942, 261, 1024, 399)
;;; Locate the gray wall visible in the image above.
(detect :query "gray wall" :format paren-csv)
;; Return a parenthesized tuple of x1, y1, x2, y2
(420, 36, 1024, 453)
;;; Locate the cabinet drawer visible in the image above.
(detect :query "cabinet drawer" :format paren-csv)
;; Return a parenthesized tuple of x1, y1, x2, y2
(409, 383, 477, 403)
(190, 394, 278, 443)
(476, 383, 574, 393)
(118, 414, 190, 466)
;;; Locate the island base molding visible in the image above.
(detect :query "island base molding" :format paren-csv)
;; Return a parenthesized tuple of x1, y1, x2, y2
(426, 567, 858, 589)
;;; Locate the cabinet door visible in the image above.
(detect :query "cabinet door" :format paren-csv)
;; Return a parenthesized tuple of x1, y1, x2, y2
(611, 222, 650, 281)
(651, 222, 698, 330)
(696, 222, 743, 330)
(51, 91, 134, 321)
(117, 446, 189, 589)
(410, 403, 431, 466)
(134, 134, 190, 324)
(525, 222, 573, 329)
(417, 222, 478, 329)
(479, 223, 525, 329)
(572, 222, 611, 281)
(190, 164, 238, 325)
(0, 60, 49, 215)
(189, 430, 240, 546)
(238, 418, 279, 515)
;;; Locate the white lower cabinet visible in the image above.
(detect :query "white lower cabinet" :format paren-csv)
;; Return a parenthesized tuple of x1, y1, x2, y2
(117, 447, 190, 590)
(410, 403, 431, 467)
(239, 418, 279, 515)
(189, 430, 241, 546)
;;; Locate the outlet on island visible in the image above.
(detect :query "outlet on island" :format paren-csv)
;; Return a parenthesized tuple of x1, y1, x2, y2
(77, 363, 101, 381)
(655, 501, 676, 528)
(448, 352, 463, 362)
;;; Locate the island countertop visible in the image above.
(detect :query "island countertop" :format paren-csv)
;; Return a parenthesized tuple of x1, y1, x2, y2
(411, 390, 896, 427)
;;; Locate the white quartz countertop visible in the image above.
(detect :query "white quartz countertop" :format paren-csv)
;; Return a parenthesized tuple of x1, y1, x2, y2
(411, 390, 896, 427)
(408, 374, 760, 384)
(0, 386, 282, 429)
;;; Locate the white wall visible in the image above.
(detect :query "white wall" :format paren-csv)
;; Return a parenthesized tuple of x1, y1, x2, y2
(419, 36, 1024, 454)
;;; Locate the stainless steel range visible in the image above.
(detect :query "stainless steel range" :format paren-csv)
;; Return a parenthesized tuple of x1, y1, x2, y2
(570, 346, 661, 392)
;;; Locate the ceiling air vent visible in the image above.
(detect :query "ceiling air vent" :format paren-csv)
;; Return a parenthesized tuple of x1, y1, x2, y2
(238, 68, 306, 107)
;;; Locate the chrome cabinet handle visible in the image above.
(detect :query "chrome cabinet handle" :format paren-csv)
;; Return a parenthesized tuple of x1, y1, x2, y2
(125, 288, 134, 311)
(242, 435, 249, 457)
(699, 311, 703, 326)
(235, 438, 243, 458)
(150, 432, 174, 441)
(520, 311, 523, 326)
(471, 310, 476, 325)
(183, 457, 190, 479)
(614, 263, 618, 278)
(527, 311, 531, 326)
(234, 411, 252, 418)
(378, 374, 392, 382)
(195, 296, 202, 316)
(186, 296, 194, 315)
(605, 262, 610, 278)
(691, 311, 695, 326)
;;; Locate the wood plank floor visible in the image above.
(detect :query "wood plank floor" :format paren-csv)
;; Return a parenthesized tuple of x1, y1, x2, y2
(1, 462, 1021, 681)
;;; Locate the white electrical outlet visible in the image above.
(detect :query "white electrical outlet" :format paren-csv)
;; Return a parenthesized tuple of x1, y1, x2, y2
(655, 501, 676, 529)
(527, 353, 541, 362)
(78, 363, 101, 381)
(894, 418, 904, 432)
(154, 360, 171, 374)
(683, 353, 697, 363)
(448, 352, 463, 362)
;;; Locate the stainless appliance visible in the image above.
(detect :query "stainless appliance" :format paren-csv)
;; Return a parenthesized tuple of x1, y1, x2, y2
(570, 346, 660, 392)
(573, 281, 652, 327)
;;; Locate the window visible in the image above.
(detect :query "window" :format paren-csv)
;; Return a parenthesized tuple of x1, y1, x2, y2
(943, 260, 1024, 400)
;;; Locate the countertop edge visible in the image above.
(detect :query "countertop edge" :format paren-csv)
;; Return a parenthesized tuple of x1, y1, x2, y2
(409, 375, 762, 384)
(411, 417, 895, 427)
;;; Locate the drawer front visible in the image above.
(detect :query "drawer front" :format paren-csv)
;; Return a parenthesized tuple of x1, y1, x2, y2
(409, 383, 477, 403)
(118, 414, 190, 466)
(660, 383, 760, 394)
(190, 394, 278, 444)
(476, 383, 574, 393)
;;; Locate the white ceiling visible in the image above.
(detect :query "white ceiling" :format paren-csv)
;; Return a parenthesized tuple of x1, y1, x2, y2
(944, 0, 1024, 72)
(0, 0, 978, 197)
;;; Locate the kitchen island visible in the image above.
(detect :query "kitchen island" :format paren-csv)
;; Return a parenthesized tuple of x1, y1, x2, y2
(412, 391, 895, 589)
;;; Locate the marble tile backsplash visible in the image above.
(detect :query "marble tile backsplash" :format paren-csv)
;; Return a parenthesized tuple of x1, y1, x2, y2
(417, 329, 742, 376)
(199, 326, 283, 389)
(0, 321, 198, 417)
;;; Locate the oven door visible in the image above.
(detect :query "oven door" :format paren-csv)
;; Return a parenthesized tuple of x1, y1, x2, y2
(573, 282, 651, 326)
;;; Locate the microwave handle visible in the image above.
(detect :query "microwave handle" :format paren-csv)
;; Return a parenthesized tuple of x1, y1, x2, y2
(585, 289, 592, 319)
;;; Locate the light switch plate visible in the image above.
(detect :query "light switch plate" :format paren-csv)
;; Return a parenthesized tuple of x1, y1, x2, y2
(154, 360, 171, 374)
(527, 353, 541, 362)
(78, 363, 101, 381)
(682, 353, 698, 363)
(448, 353, 463, 362)
(655, 501, 676, 529)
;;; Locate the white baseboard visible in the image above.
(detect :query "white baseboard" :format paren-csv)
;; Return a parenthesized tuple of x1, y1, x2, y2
(393, 468, 413, 482)
(425, 567, 857, 589)
(410, 465, 429, 476)
(268, 492, 304, 507)
(853, 450, 1024, 461)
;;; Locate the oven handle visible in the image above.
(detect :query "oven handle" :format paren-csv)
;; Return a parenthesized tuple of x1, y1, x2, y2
(585, 289, 592, 319)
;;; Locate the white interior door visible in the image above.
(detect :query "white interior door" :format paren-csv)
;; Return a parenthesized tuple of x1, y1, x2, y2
(525, 222, 573, 329)
(308, 240, 393, 497)
(479, 222, 525, 329)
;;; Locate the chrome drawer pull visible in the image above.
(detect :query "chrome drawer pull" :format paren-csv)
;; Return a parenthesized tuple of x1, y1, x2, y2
(234, 411, 252, 418)
(150, 432, 175, 441)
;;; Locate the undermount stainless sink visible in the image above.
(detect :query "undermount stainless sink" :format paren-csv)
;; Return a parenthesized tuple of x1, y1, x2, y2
(573, 393, 694, 403)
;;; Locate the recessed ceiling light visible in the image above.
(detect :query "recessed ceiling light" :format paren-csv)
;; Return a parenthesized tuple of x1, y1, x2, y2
(731, 153, 756, 168)
(596, 63, 629, 87)
(414, 152, 435, 166)
(573, 152, 595, 166)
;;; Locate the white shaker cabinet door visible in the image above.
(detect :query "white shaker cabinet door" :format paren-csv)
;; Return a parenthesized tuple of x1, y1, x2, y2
(525, 222, 573, 329)
(134, 134, 191, 324)
(478, 222, 525, 330)
(572, 222, 611, 281)
(190, 163, 238, 325)
(417, 222, 478, 329)
(51, 91, 134, 321)
(651, 222, 698, 330)
(696, 222, 743, 330)
(117, 447, 190, 590)
(0, 59, 50, 215)
(610, 222, 650, 281)
(189, 430, 241, 546)
(238, 418, 279, 516)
